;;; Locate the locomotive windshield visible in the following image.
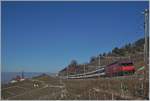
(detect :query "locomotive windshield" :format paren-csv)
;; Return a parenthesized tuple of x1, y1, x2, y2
(121, 62, 133, 66)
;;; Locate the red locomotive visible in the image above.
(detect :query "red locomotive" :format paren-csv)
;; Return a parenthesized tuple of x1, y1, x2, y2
(105, 60, 135, 77)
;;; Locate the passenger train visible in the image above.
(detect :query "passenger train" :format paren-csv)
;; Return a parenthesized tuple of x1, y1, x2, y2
(66, 60, 135, 79)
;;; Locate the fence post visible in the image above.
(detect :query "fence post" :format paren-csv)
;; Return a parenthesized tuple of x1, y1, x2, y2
(88, 89, 91, 100)
(112, 93, 114, 100)
(121, 82, 124, 97)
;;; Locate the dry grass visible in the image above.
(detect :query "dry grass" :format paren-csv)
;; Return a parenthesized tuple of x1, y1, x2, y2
(63, 77, 148, 100)
(1, 75, 149, 100)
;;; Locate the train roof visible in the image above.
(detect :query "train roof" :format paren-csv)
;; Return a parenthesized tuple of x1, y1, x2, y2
(118, 60, 133, 63)
(107, 60, 133, 66)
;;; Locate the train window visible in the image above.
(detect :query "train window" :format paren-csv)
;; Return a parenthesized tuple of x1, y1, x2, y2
(97, 69, 105, 73)
(121, 63, 133, 66)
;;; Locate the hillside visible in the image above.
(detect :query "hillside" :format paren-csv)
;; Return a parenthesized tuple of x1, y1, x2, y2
(59, 37, 148, 76)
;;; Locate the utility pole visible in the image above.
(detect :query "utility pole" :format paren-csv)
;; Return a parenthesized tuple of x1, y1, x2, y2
(74, 67, 77, 75)
(21, 71, 24, 79)
(84, 64, 86, 78)
(144, 9, 149, 81)
(75, 67, 77, 77)
(98, 55, 101, 66)
(98, 55, 101, 79)
(67, 67, 69, 79)
(143, 9, 149, 99)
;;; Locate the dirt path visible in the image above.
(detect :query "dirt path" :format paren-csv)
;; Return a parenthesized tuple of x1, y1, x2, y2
(59, 77, 68, 99)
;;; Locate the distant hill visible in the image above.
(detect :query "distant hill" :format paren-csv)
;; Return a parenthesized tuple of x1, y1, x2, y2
(59, 37, 149, 76)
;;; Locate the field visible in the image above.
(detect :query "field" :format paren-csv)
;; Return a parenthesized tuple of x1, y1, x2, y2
(1, 74, 149, 100)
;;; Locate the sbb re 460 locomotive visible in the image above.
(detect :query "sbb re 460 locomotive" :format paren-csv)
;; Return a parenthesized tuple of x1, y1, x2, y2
(105, 60, 135, 77)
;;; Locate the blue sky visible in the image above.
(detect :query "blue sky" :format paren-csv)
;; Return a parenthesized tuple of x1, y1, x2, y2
(2, 1, 148, 73)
